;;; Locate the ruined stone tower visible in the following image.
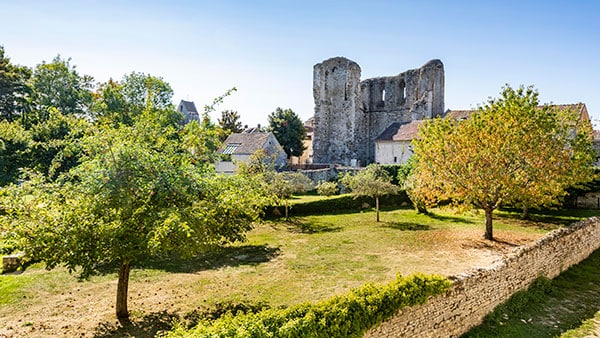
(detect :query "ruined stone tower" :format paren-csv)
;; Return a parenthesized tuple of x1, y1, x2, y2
(312, 57, 444, 166)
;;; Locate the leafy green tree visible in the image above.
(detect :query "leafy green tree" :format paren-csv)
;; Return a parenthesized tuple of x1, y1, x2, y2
(120, 72, 173, 114)
(341, 164, 399, 222)
(396, 158, 428, 214)
(268, 171, 313, 219)
(218, 109, 243, 141)
(0, 119, 31, 185)
(91, 73, 175, 126)
(0, 46, 32, 122)
(316, 181, 338, 197)
(268, 107, 306, 158)
(412, 85, 595, 240)
(238, 150, 313, 219)
(30, 55, 93, 121)
(0, 110, 268, 320)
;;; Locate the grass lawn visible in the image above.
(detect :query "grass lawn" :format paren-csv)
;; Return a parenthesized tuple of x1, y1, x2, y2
(0, 206, 593, 337)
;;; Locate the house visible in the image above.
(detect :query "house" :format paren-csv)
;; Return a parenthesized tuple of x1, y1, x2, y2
(177, 100, 200, 123)
(291, 117, 315, 165)
(374, 120, 424, 165)
(215, 129, 287, 174)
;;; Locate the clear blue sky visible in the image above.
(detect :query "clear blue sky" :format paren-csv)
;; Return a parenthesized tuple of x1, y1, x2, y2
(1, 0, 599, 127)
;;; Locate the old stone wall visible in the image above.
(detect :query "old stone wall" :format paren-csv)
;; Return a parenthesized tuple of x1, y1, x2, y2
(313, 57, 444, 166)
(364, 217, 600, 338)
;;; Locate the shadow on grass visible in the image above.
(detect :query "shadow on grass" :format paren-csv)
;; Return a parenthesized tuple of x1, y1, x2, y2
(497, 208, 597, 226)
(426, 212, 475, 224)
(284, 217, 343, 234)
(96, 244, 281, 275)
(94, 300, 272, 337)
(93, 310, 176, 338)
(383, 221, 431, 231)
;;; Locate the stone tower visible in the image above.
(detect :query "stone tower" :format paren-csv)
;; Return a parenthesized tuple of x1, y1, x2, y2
(312, 57, 366, 166)
(312, 57, 444, 165)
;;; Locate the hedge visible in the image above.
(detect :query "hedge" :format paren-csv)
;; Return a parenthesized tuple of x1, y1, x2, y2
(164, 273, 451, 338)
(266, 192, 411, 218)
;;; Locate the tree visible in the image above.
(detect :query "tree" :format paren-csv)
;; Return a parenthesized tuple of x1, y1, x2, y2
(30, 55, 94, 121)
(218, 109, 243, 141)
(238, 149, 313, 219)
(316, 181, 338, 197)
(396, 158, 428, 214)
(91, 73, 175, 126)
(268, 171, 313, 219)
(412, 85, 595, 240)
(0, 46, 32, 122)
(268, 107, 306, 158)
(341, 164, 399, 222)
(0, 110, 268, 320)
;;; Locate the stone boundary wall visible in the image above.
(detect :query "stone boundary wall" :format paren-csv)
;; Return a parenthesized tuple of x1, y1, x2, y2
(365, 217, 600, 338)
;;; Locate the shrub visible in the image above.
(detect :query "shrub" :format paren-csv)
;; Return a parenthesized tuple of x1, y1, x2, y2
(165, 274, 451, 338)
(316, 181, 338, 197)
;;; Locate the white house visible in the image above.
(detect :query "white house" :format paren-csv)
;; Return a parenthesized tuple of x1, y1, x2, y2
(215, 130, 288, 174)
(374, 120, 424, 165)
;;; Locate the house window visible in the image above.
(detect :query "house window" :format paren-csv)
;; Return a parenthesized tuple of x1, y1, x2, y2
(393, 156, 397, 163)
(222, 143, 241, 155)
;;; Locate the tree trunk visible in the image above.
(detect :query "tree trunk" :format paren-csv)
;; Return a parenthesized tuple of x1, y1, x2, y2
(484, 207, 494, 241)
(522, 205, 530, 220)
(285, 204, 289, 220)
(376, 197, 380, 222)
(116, 259, 131, 320)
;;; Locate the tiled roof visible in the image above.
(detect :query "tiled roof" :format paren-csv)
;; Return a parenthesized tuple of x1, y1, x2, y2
(219, 132, 274, 155)
(444, 109, 475, 120)
(444, 103, 590, 122)
(375, 120, 425, 142)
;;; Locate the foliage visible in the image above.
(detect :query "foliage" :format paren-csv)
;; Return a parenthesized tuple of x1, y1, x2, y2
(218, 110, 243, 141)
(341, 164, 399, 221)
(0, 110, 269, 319)
(165, 274, 451, 338)
(267, 107, 306, 158)
(412, 85, 595, 240)
(266, 193, 410, 218)
(121, 72, 174, 114)
(0, 46, 32, 122)
(316, 181, 338, 197)
(91, 73, 176, 126)
(30, 55, 94, 122)
(0, 119, 30, 185)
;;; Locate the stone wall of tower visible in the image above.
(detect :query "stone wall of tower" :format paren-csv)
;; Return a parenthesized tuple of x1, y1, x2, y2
(312, 57, 366, 165)
(313, 57, 444, 166)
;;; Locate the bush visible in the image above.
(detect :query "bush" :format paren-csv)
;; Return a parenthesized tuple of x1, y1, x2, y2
(265, 192, 411, 218)
(165, 274, 451, 338)
(316, 181, 338, 197)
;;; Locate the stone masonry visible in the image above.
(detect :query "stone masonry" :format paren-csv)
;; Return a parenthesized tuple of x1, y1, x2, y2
(364, 217, 600, 337)
(312, 57, 444, 166)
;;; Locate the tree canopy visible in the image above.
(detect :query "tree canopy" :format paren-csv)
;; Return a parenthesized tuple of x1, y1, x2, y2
(218, 109, 243, 141)
(267, 107, 306, 158)
(411, 85, 595, 240)
(31, 55, 94, 121)
(0, 46, 32, 122)
(341, 164, 398, 222)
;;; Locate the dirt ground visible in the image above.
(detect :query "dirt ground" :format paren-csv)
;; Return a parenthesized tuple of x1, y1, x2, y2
(0, 230, 541, 338)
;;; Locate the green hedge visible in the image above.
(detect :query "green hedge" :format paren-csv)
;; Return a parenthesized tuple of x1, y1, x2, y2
(165, 274, 451, 338)
(266, 192, 411, 218)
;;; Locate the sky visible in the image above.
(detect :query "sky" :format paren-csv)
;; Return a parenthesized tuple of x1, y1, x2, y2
(1, 0, 599, 127)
